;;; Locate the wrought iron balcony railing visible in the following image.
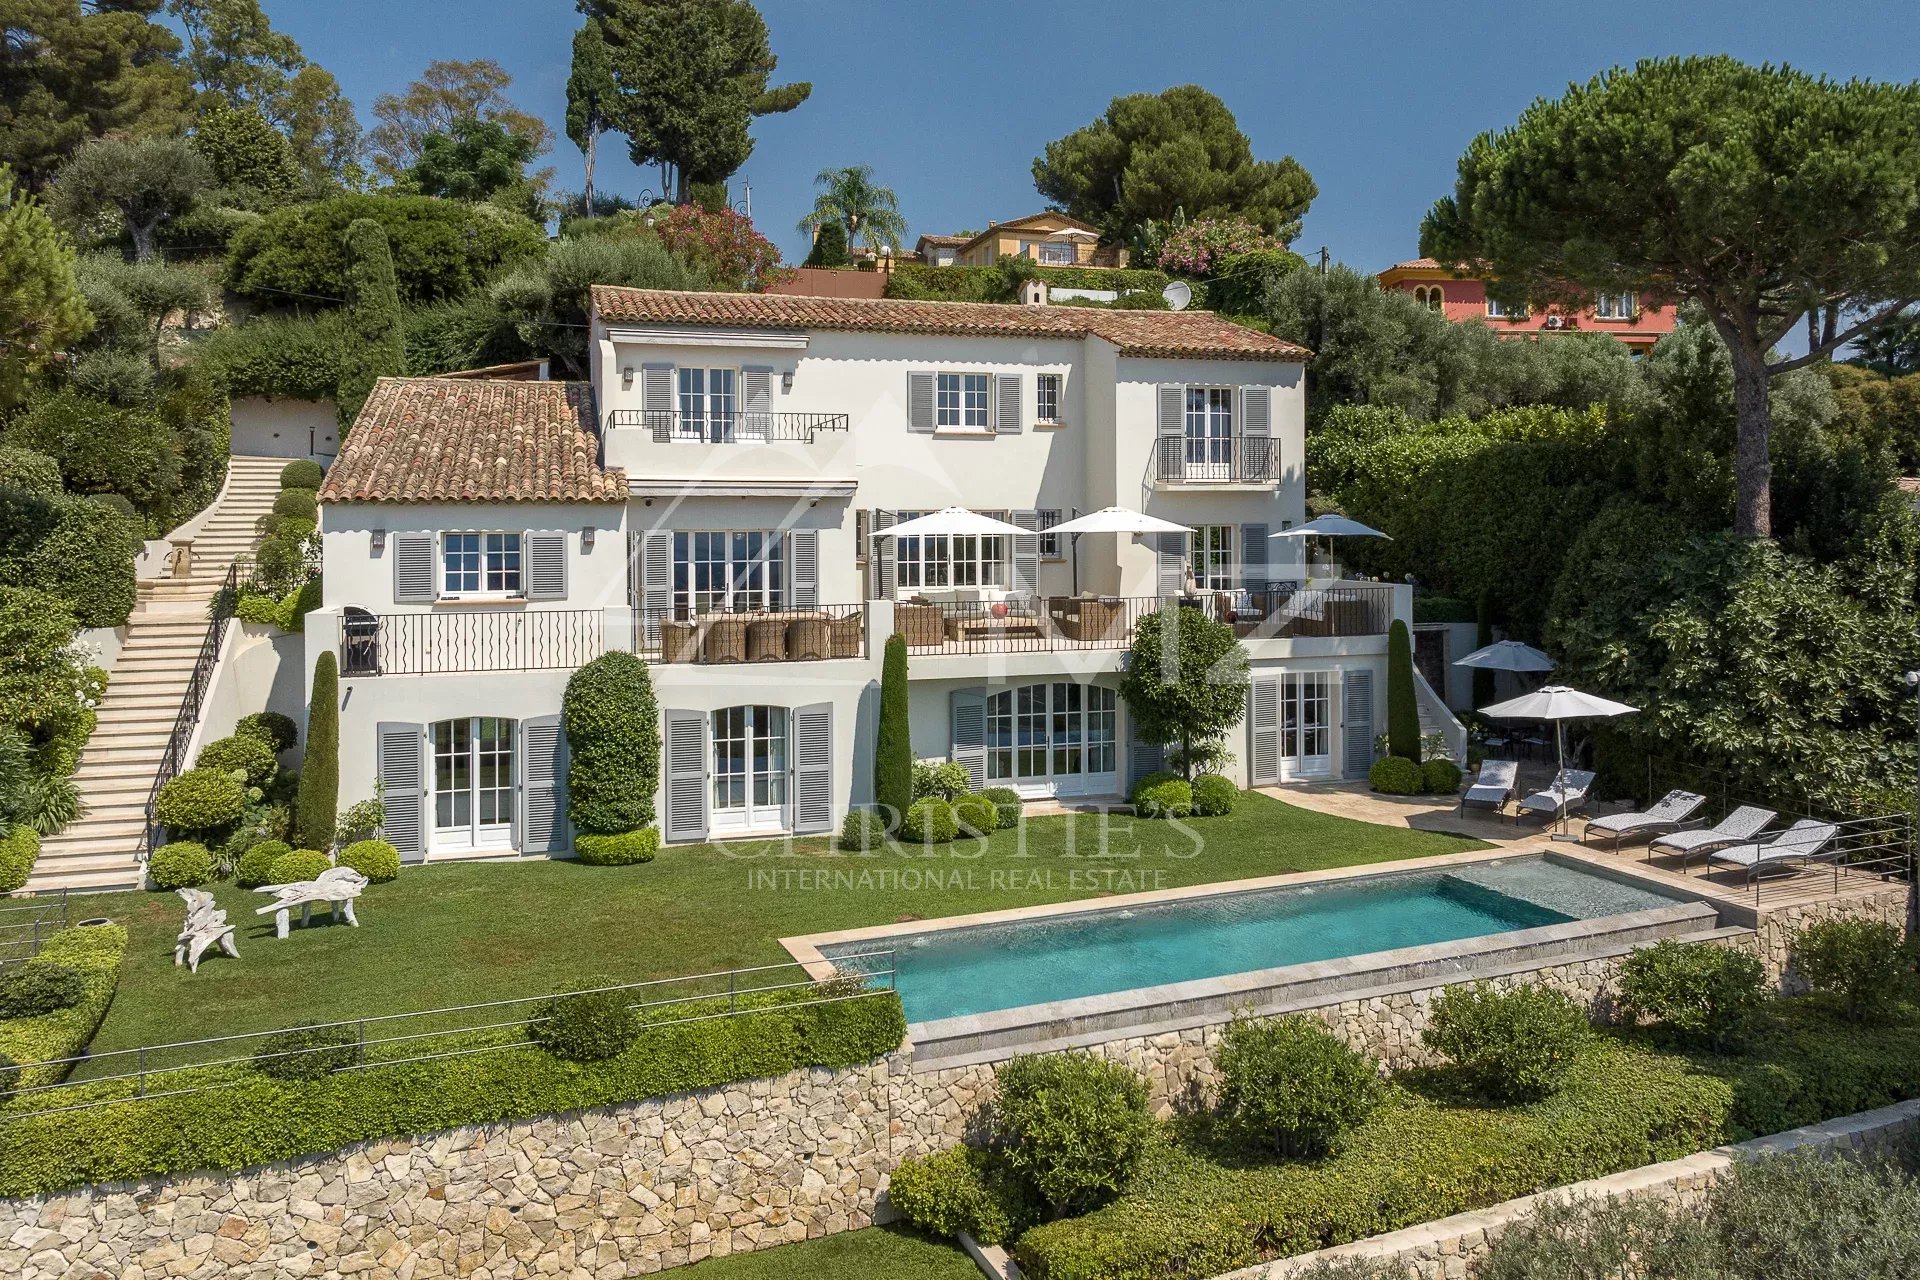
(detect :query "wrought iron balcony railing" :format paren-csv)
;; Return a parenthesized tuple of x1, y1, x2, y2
(1151, 434, 1280, 485)
(603, 409, 851, 444)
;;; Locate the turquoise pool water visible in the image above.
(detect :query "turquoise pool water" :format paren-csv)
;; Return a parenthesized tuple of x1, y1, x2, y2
(824, 858, 1685, 1024)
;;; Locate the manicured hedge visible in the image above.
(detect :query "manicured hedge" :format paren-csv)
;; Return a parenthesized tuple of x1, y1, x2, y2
(562, 653, 661, 835)
(0, 925, 125, 1093)
(0, 824, 40, 894)
(886, 263, 1173, 303)
(573, 828, 660, 866)
(0, 986, 906, 1195)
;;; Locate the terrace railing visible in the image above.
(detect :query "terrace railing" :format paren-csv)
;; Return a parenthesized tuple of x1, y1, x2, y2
(1225, 584, 1398, 640)
(894, 595, 1158, 655)
(1151, 434, 1280, 485)
(0, 891, 70, 963)
(635, 603, 866, 665)
(144, 560, 238, 861)
(604, 409, 851, 445)
(1, 953, 896, 1119)
(340, 609, 607, 677)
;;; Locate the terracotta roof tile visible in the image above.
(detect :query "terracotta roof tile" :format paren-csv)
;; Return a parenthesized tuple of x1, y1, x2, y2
(915, 233, 970, 248)
(591, 287, 1308, 361)
(320, 378, 625, 505)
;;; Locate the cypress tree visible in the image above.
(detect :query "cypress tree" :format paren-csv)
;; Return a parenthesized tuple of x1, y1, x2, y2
(296, 651, 339, 850)
(804, 220, 850, 268)
(335, 218, 405, 429)
(1387, 619, 1421, 763)
(1472, 593, 1495, 711)
(875, 634, 912, 820)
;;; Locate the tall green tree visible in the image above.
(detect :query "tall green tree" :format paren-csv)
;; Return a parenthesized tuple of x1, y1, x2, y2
(566, 17, 618, 218)
(799, 164, 907, 253)
(1385, 620, 1420, 763)
(407, 118, 542, 217)
(489, 234, 708, 379)
(874, 634, 911, 821)
(296, 651, 339, 851)
(335, 219, 404, 428)
(1422, 56, 1920, 540)
(583, 0, 811, 203)
(0, 169, 93, 411)
(1851, 307, 1920, 376)
(1033, 85, 1316, 251)
(366, 58, 551, 184)
(1118, 607, 1250, 779)
(191, 100, 303, 210)
(48, 135, 210, 261)
(802, 219, 849, 268)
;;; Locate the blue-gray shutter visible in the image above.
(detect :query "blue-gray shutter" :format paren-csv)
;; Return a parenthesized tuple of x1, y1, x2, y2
(791, 702, 833, 834)
(1011, 511, 1040, 601)
(642, 362, 675, 440)
(907, 372, 936, 433)
(1241, 523, 1268, 595)
(640, 529, 672, 644)
(995, 373, 1024, 434)
(1241, 386, 1273, 480)
(523, 531, 567, 601)
(1156, 532, 1185, 598)
(871, 510, 896, 598)
(519, 714, 567, 854)
(789, 529, 819, 609)
(377, 722, 425, 862)
(741, 365, 773, 442)
(664, 709, 708, 842)
(1128, 709, 1164, 787)
(1342, 670, 1376, 779)
(1157, 384, 1184, 439)
(1249, 678, 1280, 785)
(950, 689, 987, 791)
(392, 533, 435, 604)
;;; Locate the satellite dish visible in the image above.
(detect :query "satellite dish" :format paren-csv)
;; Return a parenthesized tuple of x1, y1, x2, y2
(1162, 281, 1193, 311)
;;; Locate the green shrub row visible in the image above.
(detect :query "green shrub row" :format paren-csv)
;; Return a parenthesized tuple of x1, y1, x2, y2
(0, 824, 40, 893)
(0, 925, 125, 1093)
(885, 262, 1173, 303)
(1129, 772, 1240, 819)
(574, 828, 660, 865)
(148, 841, 215, 889)
(0, 985, 906, 1195)
(1369, 755, 1462, 796)
(837, 782, 1026, 851)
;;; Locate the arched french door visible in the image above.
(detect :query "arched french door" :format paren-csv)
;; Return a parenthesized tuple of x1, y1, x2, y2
(985, 683, 1118, 798)
(429, 717, 516, 852)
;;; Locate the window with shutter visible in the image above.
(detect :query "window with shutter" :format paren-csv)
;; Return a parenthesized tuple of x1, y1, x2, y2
(1011, 511, 1040, 599)
(519, 714, 567, 853)
(907, 372, 936, 433)
(950, 689, 987, 792)
(523, 531, 568, 601)
(392, 533, 435, 604)
(741, 366, 773, 442)
(791, 703, 833, 833)
(377, 723, 425, 861)
(664, 709, 708, 842)
(1241, 386, 1274, 479)
(1249, 679, 1280, 785)
(788, 529, 819, 609)
(1342, 671, 1376, 779)
(995, 373, 1024, 434)
(1241, 523, 1269, 595)
(639, 530, 672, 644)
(870, 510, 896, 599)
(1155, 532, 1186, 598)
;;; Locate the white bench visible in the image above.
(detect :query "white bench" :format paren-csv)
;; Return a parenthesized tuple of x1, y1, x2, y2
(254, 866, 368, 939)
(174, 888, 239, 973)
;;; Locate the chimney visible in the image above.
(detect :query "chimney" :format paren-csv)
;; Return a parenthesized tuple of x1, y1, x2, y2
(1020, 279, 1048, 307)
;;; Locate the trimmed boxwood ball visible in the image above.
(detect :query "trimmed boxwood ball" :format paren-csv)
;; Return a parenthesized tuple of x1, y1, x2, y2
(980, 786, 1022, 830)
(1133, 778, 1193, 819)
(235, 711, 298, 753)
(531, 986, 638, 1062)
(573, 828, 659, 866)
(953, 794, 998, 837)
(838, 808, 891, 852)
(271, 487, 317, 521)
(338, 838, 402, 882)
(1423, 981, 1591, 1103)
(155, 768, 248, 835)
(1369, 755, 1426, 795)
(148, 841, 215, 889)
(235, 839, 291, 887)
(1423, 757, 1464, 794)
(1215, 1014, 1383, 1156)
(268, 848, 331, 885)
(887, 1144, 1035, 1246)
(995, 1051, 1154, 1219)
(902, 797, 958, 844)
(1191, 773, 1238, 817)
(279, 459, 324, 489)
(0, 961, 86, 1019)
(195, 733, 277, 787)
(252, 1024, 356, 1081)
(0, 824, 41, 894)
(563, 653, 661, 836)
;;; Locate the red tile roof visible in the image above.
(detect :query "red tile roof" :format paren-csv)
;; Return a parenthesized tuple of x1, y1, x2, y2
(591, 287, 1309, 361)
(914, 233, 970, 248)
(320, 378, 626, 505)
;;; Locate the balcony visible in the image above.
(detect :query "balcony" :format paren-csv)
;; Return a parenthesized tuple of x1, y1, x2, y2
(340, 609, 606, 677)
(637, 604, 867, 664)
(1151, 435, 1279, 487)
(603, 409, 851, 444)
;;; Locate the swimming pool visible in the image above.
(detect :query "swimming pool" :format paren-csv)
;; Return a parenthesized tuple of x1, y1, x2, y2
(820, 856, 1697, 1026)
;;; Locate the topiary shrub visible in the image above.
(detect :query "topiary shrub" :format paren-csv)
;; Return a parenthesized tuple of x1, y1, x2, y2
(901, 797, 958, 845)
(235, 711, 298, 753)
(234, 839, 291, 888)
(1191, 773, 1238, 817)
(251, 1024, 357, 1081)
(838, 808, 891, 853)
(268, 848, 331, 885)
(294, 653, 337, 850)
(0, 824, 41, 894)
(1369, 755, 1426, 795)
(147, 841, 214, 890)
(887, 1144, 1035, 1246)
(337, 838, 401, 882)
(953, 794, 998, 837)
(875, 634, 912, 819)
(0, 961, 86, 1019)
(1132, 777, 1193, 819)
(1792, 919, 1915, 1023)
(155, 768, 247, 837)
(912, 759, 972, 803)
(573, 828, 660, 866)
(1386, 618, 1421, 763)
(1216, 1014, 1384, 1156)
(981, 786, 1022, 830)
(530, 986, 638, 1062)
(1422, 757, 1464, 795)
(1617, 939, 1768, 1051)
(1423, 981, 1591, 1103)
(995, 1051, 1154, 1220)
(563, 653, 661, 835)
(279, 459, 324, 489)
(195, 733, 277, 787)
(271, 487, 317, 521)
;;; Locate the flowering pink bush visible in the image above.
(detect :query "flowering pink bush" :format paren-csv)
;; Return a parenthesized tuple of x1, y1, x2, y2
(644, 204, 789, 292)
(1151, 217, 1285, 278)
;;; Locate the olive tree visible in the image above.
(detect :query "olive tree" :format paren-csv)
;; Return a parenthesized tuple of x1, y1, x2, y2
(1423, 56, 1920, 539)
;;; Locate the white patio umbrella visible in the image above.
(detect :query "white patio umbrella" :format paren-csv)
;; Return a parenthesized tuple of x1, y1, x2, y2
(869, 507, 1028, 540)
(1269, 514, 1391, 581)
(1480, 685, 1637, 837)
(1047, 506, 1191, 595)
(1454, 640, 1556, 673)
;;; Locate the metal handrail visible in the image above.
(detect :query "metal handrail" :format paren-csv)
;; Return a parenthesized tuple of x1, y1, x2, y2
(603, 409, 851, 444)
(1152, 433, 1279, 484)
(0, 891, 70, 962)
(142, 561, 239, 862)
(341, 608, 607, 677)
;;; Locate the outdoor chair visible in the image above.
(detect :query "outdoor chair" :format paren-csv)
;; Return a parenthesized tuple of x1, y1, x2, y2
(1460, 759, 1519, 814)
(1706, 820, 1843, 881)
(1646, 805, 1777, 865)
(702, 615, 751, 663)
(173, 888, 238, 973)
(1516, 769, 1596, 824)
(255, 866, 368, 939)
(1582, 789, 1708, 850)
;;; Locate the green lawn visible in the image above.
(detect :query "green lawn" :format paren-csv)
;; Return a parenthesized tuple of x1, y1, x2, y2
(81, 792, 1484, 1055)
(681, 1227, 975, 1279)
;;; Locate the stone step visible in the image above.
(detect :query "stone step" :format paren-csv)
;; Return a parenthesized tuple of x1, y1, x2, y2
(54, 817, 149, 841)
(21, 867, 145, 895)
(108, 668, 195, 688)
(86, 732, 171, 753)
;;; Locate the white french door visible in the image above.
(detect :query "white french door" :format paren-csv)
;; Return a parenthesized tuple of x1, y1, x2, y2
(430, 717, 516, 851)
(986, 683, 1118, 797)
(711, 705, 789, 833)
(1280, 674, 1333, 778)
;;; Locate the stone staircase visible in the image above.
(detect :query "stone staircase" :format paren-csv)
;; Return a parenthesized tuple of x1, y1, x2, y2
(24, 456, 289, 893)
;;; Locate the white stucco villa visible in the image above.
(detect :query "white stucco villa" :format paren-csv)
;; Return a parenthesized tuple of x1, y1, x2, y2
(305, 287, 1416, 862)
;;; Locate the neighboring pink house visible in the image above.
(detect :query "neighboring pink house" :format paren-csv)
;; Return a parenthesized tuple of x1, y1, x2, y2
(1377, 258, 1679, 353)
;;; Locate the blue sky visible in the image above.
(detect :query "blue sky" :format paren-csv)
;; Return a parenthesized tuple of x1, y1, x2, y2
(258, 0, 1920, 273)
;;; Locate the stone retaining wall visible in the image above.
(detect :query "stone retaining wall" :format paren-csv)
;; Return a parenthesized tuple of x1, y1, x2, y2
(0, 887, 1906, 1279)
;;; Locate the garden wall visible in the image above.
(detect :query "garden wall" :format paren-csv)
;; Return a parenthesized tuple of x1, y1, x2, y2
(0, 887, 1904, 1278)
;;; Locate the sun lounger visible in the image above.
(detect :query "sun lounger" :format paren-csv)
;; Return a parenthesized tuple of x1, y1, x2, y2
(174, 888, 238, 973)
(1706, 820, 1842, 881)
(254, 866, 368, 939)
(1460, 759, 1519, 813)
(1517, 769, 1596, 823)
(1646, 805, 1776, 863)
(1582, 789, 1707, 850)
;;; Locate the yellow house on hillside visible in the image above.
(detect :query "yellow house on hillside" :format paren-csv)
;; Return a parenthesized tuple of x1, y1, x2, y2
(914, 212, 1129, 269)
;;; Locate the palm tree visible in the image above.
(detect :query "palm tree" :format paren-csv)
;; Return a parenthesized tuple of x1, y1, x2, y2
(798, 165, 909, 254)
